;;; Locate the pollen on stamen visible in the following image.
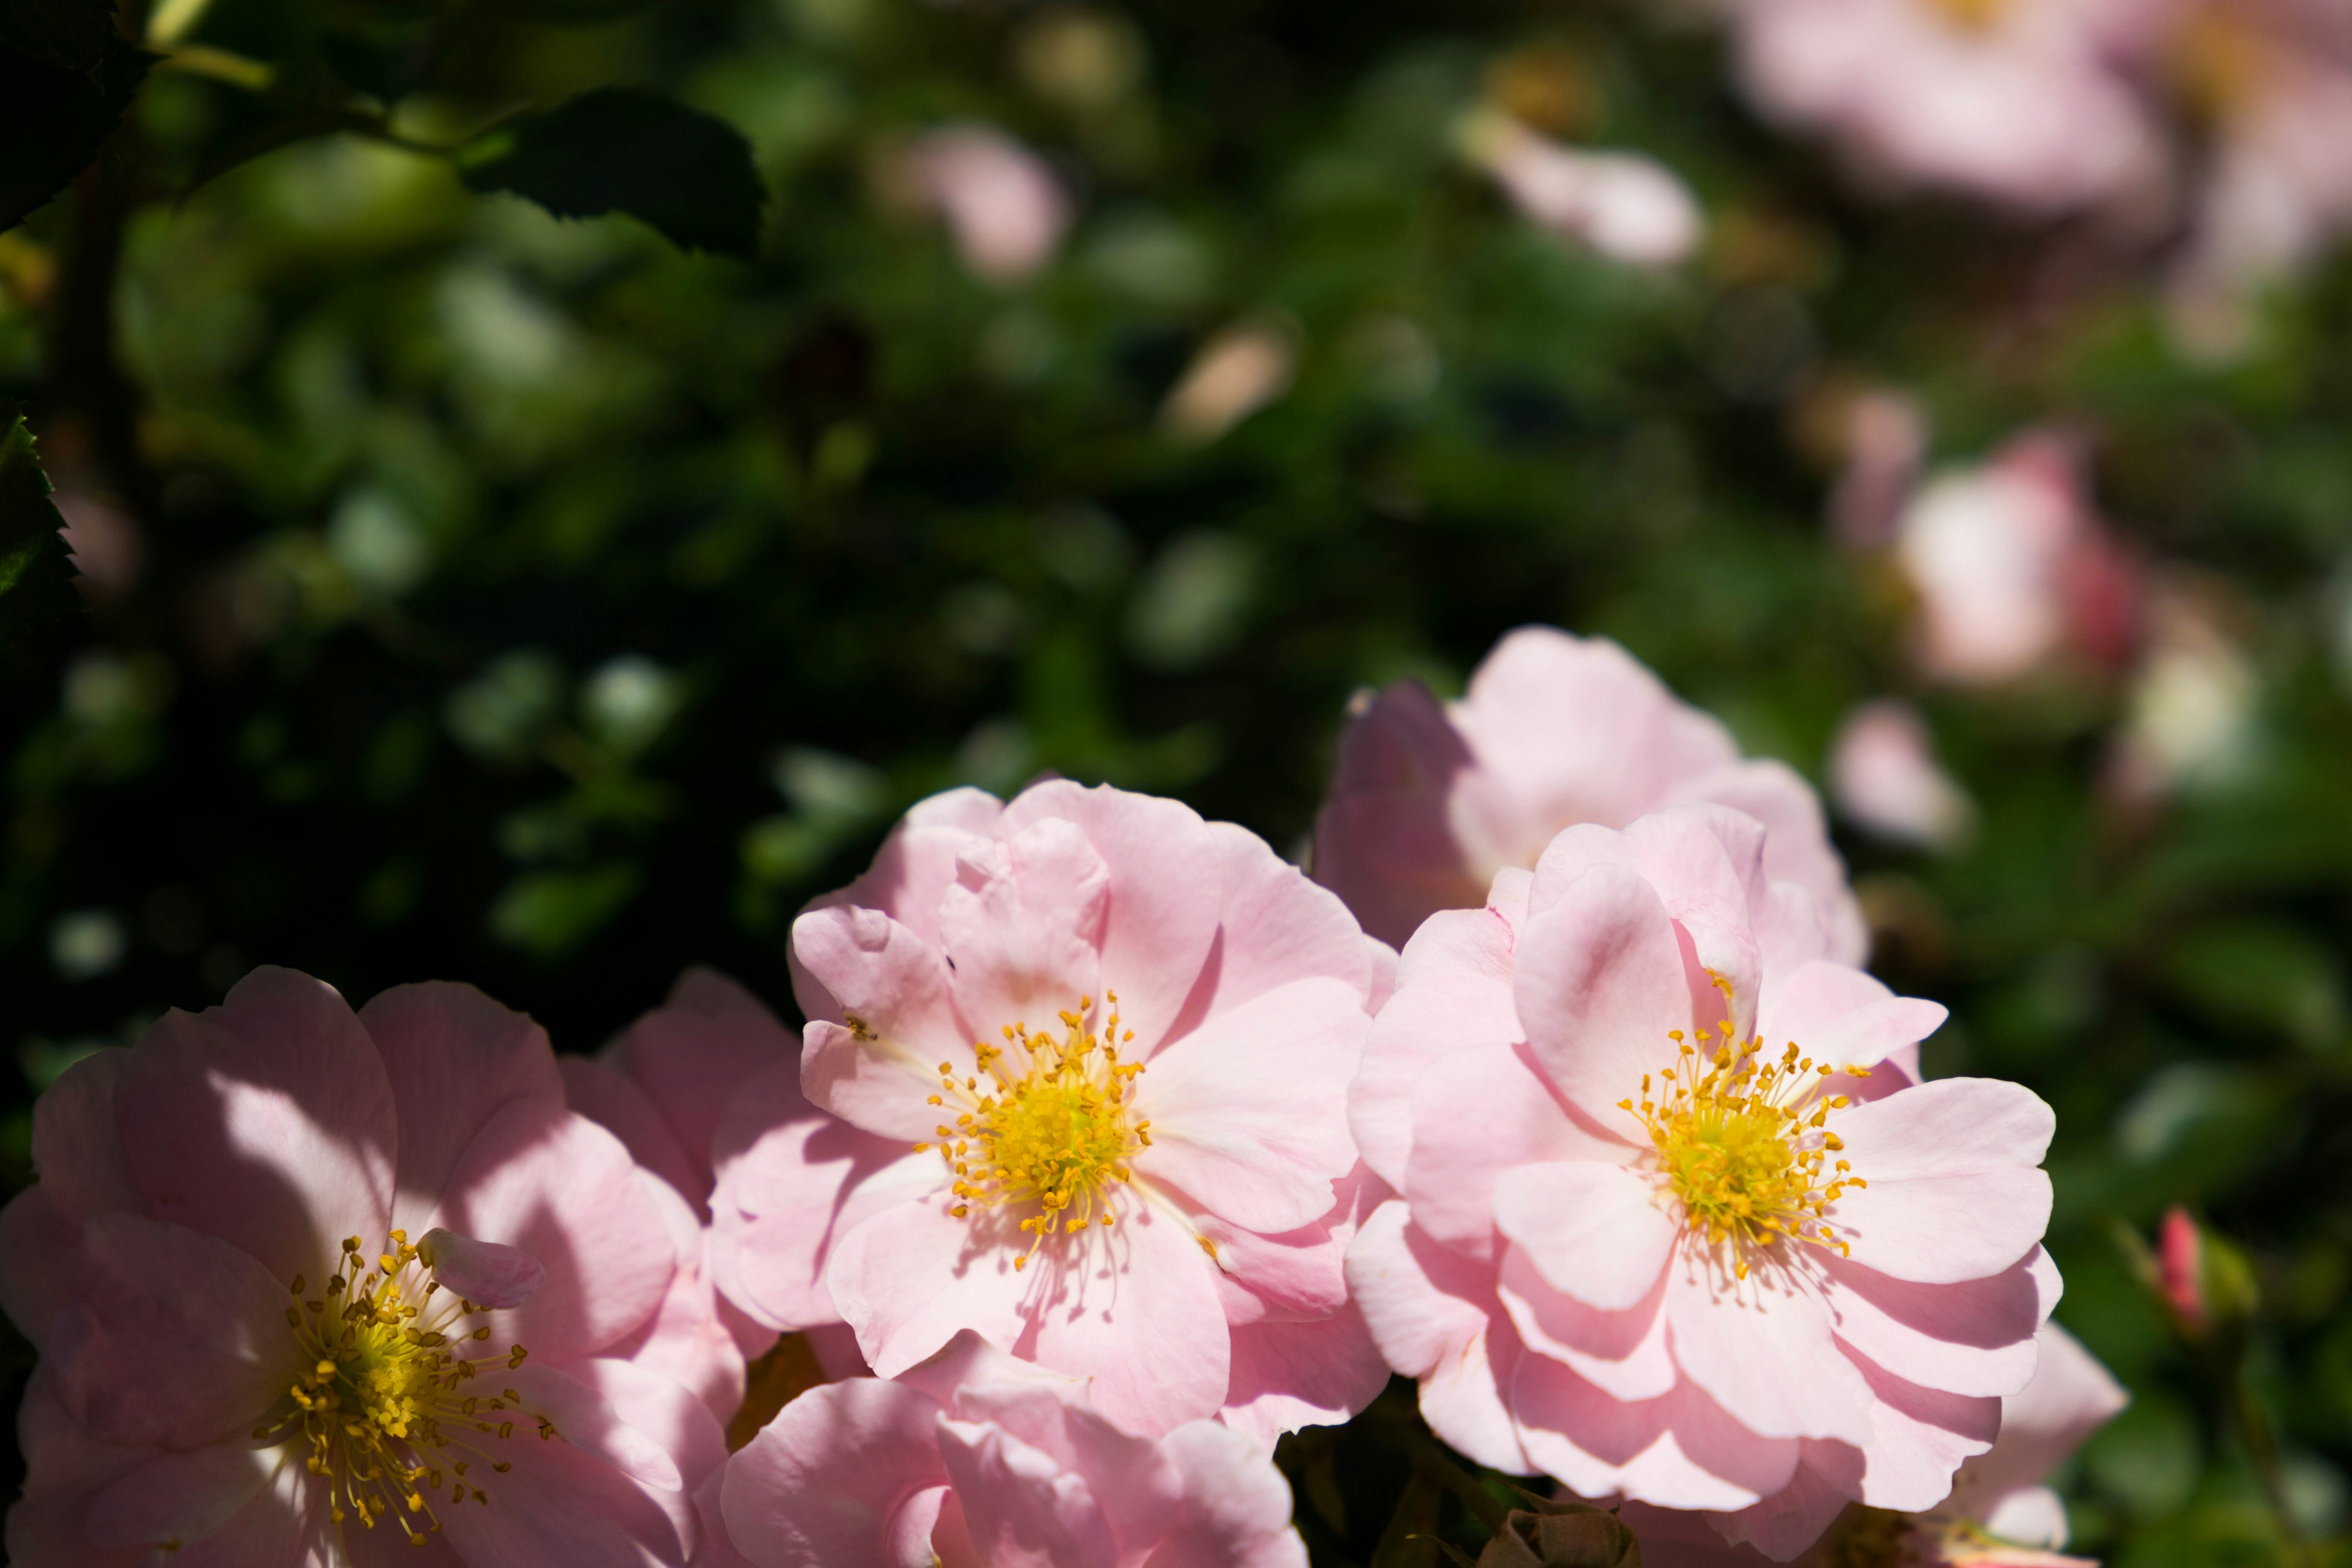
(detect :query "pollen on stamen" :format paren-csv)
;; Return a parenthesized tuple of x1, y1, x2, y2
(1629, 988, 1864, 1272)
(925, 990, 1150, 1266)
(255, 1229, 536, 1534)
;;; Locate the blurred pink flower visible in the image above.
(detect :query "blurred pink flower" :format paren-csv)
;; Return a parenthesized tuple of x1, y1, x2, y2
(1345, 805, 2058, 1561)
(0, 967, 728, 1567)
(713, 780, 1392, 1441)
(1460, 109, 1705, 267)
(1311, 626, 1865, 959)
(54, 489, 144, 597)
(713, 1331, 1307, 1567)
(1828, 701, 1978, 853)
(1627, 1322, 2127, 1566)
(2161, 0, 2352, 353)
(907, 125, 1072, 286)
(1891, 434, 2139, 687)
(1730, 0, 2160, 214)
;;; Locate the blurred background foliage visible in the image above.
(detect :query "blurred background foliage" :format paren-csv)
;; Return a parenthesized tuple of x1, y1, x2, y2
(5, 0, 2352, 1562)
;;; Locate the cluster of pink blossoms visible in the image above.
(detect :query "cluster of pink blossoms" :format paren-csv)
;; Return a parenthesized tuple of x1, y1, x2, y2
(1, 627, 2117, 1567)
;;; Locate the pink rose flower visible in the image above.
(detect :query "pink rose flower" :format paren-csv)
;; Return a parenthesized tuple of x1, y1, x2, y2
(1625, 1322, 2127, 1566)
(1891, 434, 2139, 688)
(712, 1331, 1308, 1568)
(1458, 109, 1706, 268)
(562, 970, 870, 1428)
(1345, 805, 2059, 1561)
(0, 967, 728, 1567)
(710, 780, 1392, 1441)
(905, 126, 1072, 286)
(1311, 626, 1865, 961)
(1828, 701, 1978, 853)
(1728, 0, 2160, 213)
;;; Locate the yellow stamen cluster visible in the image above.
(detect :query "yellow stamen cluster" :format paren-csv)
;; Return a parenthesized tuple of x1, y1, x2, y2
(254, 1231, 538, 1547)
(1618, 989, 1871, 1281)
(913, 992, 1150, 1270)
(1926, 0, 2013, 31)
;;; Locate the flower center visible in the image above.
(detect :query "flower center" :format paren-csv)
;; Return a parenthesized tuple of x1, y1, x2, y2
(916, 992, 1150, 1270)
(1925, 0, 2015, 32)
(255, 1231, 534, 1544)
(1618, 1002, 1869, 1280)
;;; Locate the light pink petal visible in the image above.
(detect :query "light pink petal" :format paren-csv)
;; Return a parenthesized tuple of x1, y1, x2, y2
(935, 1416, 1118, 1568)
(889, 1486, 955, 1568)
(1403, 1039, 1621, 1261)
(563, 1057, 706, 1210)
(420, 1227, 546, 1308)
(116, 968, 396, 1284)
(1981, 1487, 2075, 1551)
(1185, 1205, 1346, 1325)
(132, 1457, 317, 1568)
(438, 1407, 692, 1568)
(85, 1444, 276, 1553)
(1188, 820, 1376, 1016)
(937, 816, 1110, 1036)
(1133, 977, 1363, 1234)
(1831, 1080, 2054, 1284)
(1846, 1344, 2001, 1513)
(625, 969, 801, 1193)
(1310, 677, 1489, 949)
(420, 1102, 675, 1363)
(1344, 1202, 1532, 1474)
(28, 1047, 143, 1222)
(360, 982, 566, 1236)
(577, 1353, 730, 1507)
(1493, 1161, 1678, 1313)
(998, 782, 1230, 1055)
(1622, 806, 1768, 1040)
(826, 1194, 1039, 1379)
(1457, 630, 1739, 848)
(1028, 1200, 1232, 1436)
(1510, 1355, 1800, 1509)
(1681, 757, 1866, 968)
(1219, 1306, 1390, 1446)
(709, 1087, 925, 1332)
(722, 1378, 948, 1568)
(1349, 905, 1523, 1190)
(1823, 1250, 2049, 1398)
(53, 1213, 296, 1449)
(1754, 961, 1945, 1076)
(1947, 1322, 2128, 1524)
(506, 1358, 709, 1501)
(1496, 1244, 1675, 1403)
(1705, 1441, 1862, 1560)
(1664, 1264, 1872, 1445)
(0, 1187, 81, 1342)
(1150, 1420, 1311, 1568)
(794, 904, 968, 1139)
(1513, 860, 1696, 1131)
(599, 1209, 749, 1427)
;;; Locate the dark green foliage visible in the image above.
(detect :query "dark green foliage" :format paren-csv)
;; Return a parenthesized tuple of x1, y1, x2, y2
(458, 88, 766, 258)
(0, 0, 148, 232)
(0, 418, 80, 647)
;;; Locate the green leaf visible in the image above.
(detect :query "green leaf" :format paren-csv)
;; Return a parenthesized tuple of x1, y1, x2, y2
(0, 416, 83, 647)
(0, 0, 149, 233)
(488, 862, 641, 962)
(457, 88, 764, 258)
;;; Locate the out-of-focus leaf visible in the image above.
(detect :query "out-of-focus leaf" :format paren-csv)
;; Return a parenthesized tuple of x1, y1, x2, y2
(1477, 1510, 1642, 1568)
(2164, 918, 2346, 1051)
(0, 1, 149, 232)
(0, 417, 83, 647)
(456, 88, 764, 257)
(488, 862, 639, 961)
